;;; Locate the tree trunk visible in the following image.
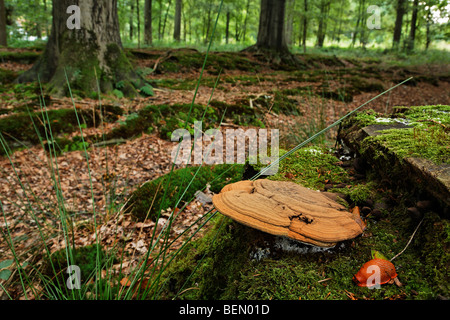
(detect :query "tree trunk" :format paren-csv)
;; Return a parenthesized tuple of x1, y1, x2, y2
(254, 0, 287, 51)
(157, 0, 162, 40)
(302, 0, 308, 53)
(316, 0, 330, 48)
(244, 0, 300, 67)
(17, 0, 144, 97)
(242, 0, 251, 42)
(225, 10, 230, 44)
(425, 10, 432, 50)
(161, 0, 172, 39)
(173, 0, 181, 41)
(285, 0, 294, 46)
(136, 0, 141, 48)
(407, 0, 419, 51)
(204, 2, 212, 44)
(144, 0, 153, 45)
(130, 0, 134, 40)
(392, 0, 406, 49)
(0, 0, 7, 47)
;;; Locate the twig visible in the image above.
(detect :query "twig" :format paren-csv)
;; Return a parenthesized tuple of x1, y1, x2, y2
(390, 217, 424, 262)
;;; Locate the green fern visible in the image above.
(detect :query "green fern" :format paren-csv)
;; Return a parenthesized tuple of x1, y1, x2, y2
(139, 84, 154, 97)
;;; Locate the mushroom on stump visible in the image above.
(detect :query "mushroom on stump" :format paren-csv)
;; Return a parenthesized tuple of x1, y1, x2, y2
(212, 179, 366, 248)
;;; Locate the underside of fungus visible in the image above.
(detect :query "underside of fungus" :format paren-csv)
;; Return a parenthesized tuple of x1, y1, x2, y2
(213, 179, 366, 248)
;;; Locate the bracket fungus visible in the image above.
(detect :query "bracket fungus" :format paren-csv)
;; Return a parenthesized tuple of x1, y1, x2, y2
(212, 179, 366, 248)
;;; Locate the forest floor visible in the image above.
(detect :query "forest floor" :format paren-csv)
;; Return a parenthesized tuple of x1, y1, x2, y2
(0, 46, 449, 299)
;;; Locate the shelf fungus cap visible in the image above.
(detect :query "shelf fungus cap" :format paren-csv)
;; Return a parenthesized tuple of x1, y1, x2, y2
(212, 179, 365, 248)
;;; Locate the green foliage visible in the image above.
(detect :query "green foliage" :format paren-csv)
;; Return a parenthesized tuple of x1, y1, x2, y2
(127, 164, 244, 221)
(266, 147, 350, 190)
(139, 84, 154, 96)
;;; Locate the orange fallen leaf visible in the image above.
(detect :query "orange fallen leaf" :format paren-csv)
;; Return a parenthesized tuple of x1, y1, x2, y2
(120, 277, 132, 287)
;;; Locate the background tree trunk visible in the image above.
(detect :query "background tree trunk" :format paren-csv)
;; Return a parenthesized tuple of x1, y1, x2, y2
(407, 0, 419, 51)
(244, 0, 301, 67)
(136, 0, 141, 48)
(173, 0, 182, 41)
(225, 10, 230, 44)
(254, 0, 288, 51)
(392, 0, 406, 49)
(285, 0, 294, 46)
(144, 0, 153, 45)
(17, 0, 143, 97)
(129, 0, 135, 40)
(0, 0, 7, 47)
(302, 0, 308, 53)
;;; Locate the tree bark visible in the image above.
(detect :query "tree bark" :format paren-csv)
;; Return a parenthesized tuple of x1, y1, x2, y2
(254, 0, 288, 51)
(285, 0, 294, 46)
(242, 0, 251, 42)
(302, 0, 308, 53)
(144, 0, 153, 45)
(129, 0, 134, 40)
(136, 0, 141, 48)
(316, 0, 330, 48)
(17, 0, 144, 97)
(173, 0, 182, 41)
(392, 0, 406, 49)
(0, 0, 7, 47)
(161, 0, 172, 39)
(407, 0, 419, 51)
(225, 10, 230, 44)
(244, 0, 301, 67)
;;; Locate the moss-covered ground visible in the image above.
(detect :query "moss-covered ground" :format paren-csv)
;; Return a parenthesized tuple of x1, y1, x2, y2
(156, 145, 449, 300)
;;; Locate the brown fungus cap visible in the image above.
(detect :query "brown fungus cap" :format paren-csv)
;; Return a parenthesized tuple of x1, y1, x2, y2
(212, 179, 365, 248)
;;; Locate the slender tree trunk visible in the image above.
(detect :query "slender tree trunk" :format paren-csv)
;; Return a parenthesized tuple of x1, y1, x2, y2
(0, 0, 7, 46)
(17, 0, 144, 97)
(317, 0, 331, 48)
(182, 8, 187, 42)
(144, 0, 153, 45)
(161, 0, 172, 39)
(235, 14, 240, 42)
(352, 0, 363, 46)
(425, 10, 432, 50)
(136, 0, 141, 48)
(392, 0, 406, 49)
(242, 0, 251, 42)
(204, 2, 212, 44)
(173, 0, 182, 41)
(285, 0, 294, 46)
(157, 0, 162, 40)
(302, 0, 308, 53)
(407, 0, 419, 51)
(225, 11, 230, 44)
(130, 0, 134, 40)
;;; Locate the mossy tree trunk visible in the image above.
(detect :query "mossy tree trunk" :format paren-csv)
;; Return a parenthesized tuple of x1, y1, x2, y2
(17, 0, 144, 97)
(243, 0, 300, 67)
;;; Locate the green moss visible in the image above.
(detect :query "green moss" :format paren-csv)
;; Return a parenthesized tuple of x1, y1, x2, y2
(263, 147, 350, 190)
(0, 105, 122, 155)
(158, 143, 449, 300)
(160, 200, 449, 300)
(127, 164, 244, 221)
(363, 126, 450, 165)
